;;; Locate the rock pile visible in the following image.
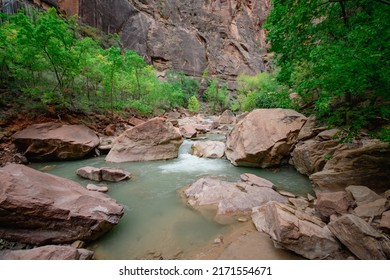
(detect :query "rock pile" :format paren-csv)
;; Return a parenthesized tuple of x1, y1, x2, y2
(252, 185, 390, 259)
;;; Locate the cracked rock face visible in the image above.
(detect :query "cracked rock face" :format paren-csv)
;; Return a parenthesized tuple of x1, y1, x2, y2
(52, 0, 271, 83)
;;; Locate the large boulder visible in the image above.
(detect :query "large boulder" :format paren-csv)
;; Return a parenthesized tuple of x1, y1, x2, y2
(191, 141, 225, 158)
(12, 122, 99, 161)
(0, 164, 124, 245)
(184, 177, 287, 219)
(252, 201, 341, 259)
(225, 109, 306, 167)
(106, 118, 183, 163)
(0, 245, 93, 260)
(328, 214, 390, 260)
(310, 141, 390, 191)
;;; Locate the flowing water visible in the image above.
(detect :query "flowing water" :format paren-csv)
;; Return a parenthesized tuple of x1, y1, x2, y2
(31, 136, 314, 260)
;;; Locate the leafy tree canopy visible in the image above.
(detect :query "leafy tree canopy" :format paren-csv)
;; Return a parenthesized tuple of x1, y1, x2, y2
(265, 0, 390, 134)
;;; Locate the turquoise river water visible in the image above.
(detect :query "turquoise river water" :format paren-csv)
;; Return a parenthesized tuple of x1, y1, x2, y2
(31, 137, 313, 260)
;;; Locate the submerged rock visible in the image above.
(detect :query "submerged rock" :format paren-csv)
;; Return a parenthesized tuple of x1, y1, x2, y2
(225, 109, 306, 167)
(252, 201, 341, 259)
(0, 164, 124, 245)
(12, 122, 99, 161)
(0, 245, 94, 260)
(106, 117, 183, 163)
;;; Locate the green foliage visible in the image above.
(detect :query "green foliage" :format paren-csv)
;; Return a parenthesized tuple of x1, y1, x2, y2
(378, 128, 390, 144)
(236, 71, 291, 111)
(165, 70, 200, 106)
(266, 0, 390, 132)
(203, 75, 229, 114)
(187, 95, 200, 113)
(0, 9, 186, 116)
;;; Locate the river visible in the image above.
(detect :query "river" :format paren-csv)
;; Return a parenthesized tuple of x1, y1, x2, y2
(31, 136, 313, 259)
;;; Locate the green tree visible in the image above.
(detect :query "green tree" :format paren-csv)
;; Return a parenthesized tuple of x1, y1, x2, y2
(236, 71, 291, 111)
(204, 78, 228, 114)
(266, 0, 390, 127)
(0, 9, 187, 116)
(188, 95, 200, 113)
(165, 70, 200, 105)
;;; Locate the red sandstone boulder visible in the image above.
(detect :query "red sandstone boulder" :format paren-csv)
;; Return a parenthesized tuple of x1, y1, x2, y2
(0, 164, 124, 245)
(12, 122, 99, 161)
(184, 177, 287, 219)
(225, 109, 306, 167)
(106, 117, 183, 162)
